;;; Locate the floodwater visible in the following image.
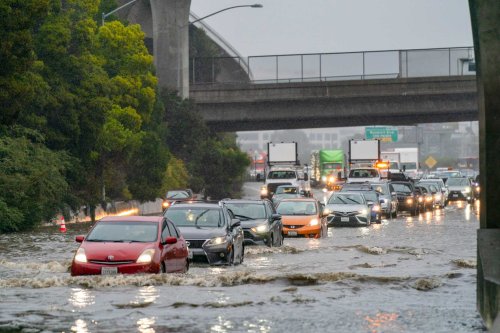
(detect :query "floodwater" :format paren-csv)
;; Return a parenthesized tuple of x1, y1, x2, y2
(0, 183, 484, 332)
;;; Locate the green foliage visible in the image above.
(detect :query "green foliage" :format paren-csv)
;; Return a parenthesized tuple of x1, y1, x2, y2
(161, 156, 190, 194)
(0, 134, 69, 232)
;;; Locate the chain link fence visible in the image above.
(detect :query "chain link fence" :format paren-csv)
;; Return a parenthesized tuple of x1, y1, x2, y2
(190, 47, 475, 85)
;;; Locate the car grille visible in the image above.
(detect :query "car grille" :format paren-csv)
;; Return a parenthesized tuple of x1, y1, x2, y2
(89, 260, 135, 265)
(333, 211, 358, 217)
(185, 239, 207, 249)
(284, 225, 304, 229)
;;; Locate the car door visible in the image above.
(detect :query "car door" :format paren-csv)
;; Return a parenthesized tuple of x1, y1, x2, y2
(160, 219, 178, 272)
(264, 201, 278, 245)
(167, 220, 187, 271)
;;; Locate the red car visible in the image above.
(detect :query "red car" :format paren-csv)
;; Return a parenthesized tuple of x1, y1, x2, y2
(71, 216, 189, 276)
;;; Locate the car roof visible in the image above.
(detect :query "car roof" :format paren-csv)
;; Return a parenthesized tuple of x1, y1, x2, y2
(99, 216, 164, 223)
(169, 202, 221, 209)
(222, 199, 267, 204)
(278, 198, 317, 202)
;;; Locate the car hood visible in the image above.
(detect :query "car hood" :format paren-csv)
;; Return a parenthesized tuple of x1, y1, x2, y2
(281, 215, 316, 225)
(81, 242, 153, 261)
(178, 227, 227, 240)
(448, 185, 470, 191)
(326, 203, 366, 212)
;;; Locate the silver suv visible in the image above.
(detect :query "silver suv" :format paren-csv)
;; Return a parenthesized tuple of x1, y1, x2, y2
(369, 181, 398, 218)
(418, 178, 447, 207)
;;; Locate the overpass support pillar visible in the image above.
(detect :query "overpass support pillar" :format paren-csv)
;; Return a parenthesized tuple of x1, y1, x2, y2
(469, 0, 500, 330)
(150, 0, 191, 98)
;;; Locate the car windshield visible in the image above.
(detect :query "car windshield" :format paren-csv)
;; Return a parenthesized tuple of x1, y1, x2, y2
(86, 221, 158, 242)
(166, 190, 190, 199)
(392, 183, 412, 193)
(442, 171, 462, 178)
(361, 192, 378, 202)
(389, 162, 399, 169)
(267, 171, 297, 179)
(165, 207, 224, 228)
(328, 193, 364, 205)
(276, 186, 299, 194)
(323, 163, 342, 170)
(446, 178, 470, 186)
(349, 169, 378, 178)
(224, 203, 266, 220)
(276, 201, 317, 215)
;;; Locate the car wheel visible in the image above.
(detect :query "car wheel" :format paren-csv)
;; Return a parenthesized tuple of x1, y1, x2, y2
(183, 259, 189, 273)
(278, 232, 284, 246)
(161, 262, 166, 273)
(228, 248, 234, 266)
(268, 235, 274, 247)
(391, 210, 397, 218)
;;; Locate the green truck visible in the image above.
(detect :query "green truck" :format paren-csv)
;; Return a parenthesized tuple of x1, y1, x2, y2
(311, 149, 346, 189)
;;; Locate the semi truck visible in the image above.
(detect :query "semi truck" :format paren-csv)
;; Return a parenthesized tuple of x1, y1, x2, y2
(311, 149, 346, 190)
(261, 142, 311, 199)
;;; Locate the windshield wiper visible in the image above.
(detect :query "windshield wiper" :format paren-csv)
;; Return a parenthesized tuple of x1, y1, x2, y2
(233, 214, 253, 220)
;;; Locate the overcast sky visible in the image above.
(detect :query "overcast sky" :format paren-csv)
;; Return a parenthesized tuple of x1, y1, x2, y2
(191, 0, 473, 57)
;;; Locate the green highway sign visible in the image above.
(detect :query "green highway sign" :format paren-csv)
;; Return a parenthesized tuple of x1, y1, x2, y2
(365, 127, 398, 142)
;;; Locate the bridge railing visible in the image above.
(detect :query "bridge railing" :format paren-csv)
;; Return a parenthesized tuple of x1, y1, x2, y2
(190, 46, 475, 85)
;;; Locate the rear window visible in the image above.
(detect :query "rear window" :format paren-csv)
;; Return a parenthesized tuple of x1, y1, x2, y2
(349, 169, 379, 178)
(166, 190, 190, 199)
(276, 201, 317, 215)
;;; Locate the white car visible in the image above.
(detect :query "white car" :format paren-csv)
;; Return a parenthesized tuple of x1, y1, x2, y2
(325, 192, 371, 227)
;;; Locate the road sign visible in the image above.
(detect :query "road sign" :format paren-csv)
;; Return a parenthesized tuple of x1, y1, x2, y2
(425, 156, 437, 169)
(365, 127, 398, 142)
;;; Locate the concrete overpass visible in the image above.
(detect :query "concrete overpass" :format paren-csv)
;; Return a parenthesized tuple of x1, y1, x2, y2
(190, 75, 477, 131)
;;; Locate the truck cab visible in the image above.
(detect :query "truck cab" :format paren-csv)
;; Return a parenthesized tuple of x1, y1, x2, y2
(261, 167, 311, 199)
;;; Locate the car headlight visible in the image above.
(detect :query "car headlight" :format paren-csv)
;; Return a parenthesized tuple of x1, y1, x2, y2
(418, 197, 423, 202)
(406, 198, 413, 204)
(308, 218, 319, 226)
(425, 196, 433, 202)
(358, 209, 368, 215)
(74, 248, 87, 263)
(251, 224, 269, 233)
(137, 249, 155, 264)
(162, 201, 170, 208)
(462, 188, 471, 194)
(206, 236, 228, 246)
(476, 186, 480, 193)
(321, 176, 327, 182)
(260, 186, 268, 195)
(328, 176, 335, 183)
(435, 194, 442, 200)
(372, 205, 380, 212)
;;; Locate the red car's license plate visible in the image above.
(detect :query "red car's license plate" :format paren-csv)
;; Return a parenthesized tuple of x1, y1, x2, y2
(101, 267, 118, 275)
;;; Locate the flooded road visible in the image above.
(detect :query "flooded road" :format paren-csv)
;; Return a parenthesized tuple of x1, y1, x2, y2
(0, 182, 483, 332)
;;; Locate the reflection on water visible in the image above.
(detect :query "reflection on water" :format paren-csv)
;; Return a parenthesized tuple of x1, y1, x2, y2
(243, 319, 271, 333)
(69, 288, 95, 308)
(365, 312, 401, 333)
(137, 317, 156, 333)
(465, 203, 471, 221)
(211, 316, 234, 333)
(136, 286, 159, 304)
(71, 319, 89, 333)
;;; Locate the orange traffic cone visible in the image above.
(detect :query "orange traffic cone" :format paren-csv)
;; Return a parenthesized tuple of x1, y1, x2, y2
(59, 216, 67, 233)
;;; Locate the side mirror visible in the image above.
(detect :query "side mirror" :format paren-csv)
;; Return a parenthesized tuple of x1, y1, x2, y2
(164, 236, 178, 245)
(230, 218, 241, 228)
(391, 192, 397, 196)
(366, 200, 374, 206)
(75, 235, 85, 243)
(304, 173, 309, 181)
(322, 208, 331, 217)
(271, 213, 281, 221)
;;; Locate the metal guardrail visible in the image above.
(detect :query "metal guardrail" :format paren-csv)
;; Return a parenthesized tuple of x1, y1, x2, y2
(190, 46, 475, 85)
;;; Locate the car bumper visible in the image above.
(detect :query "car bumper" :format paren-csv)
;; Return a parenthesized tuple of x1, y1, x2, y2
(243, 230, 269, 246)
(448, 192, 472, 201)
(193, 243, 234, 265)
(283, 225, 321, 237)
(327, 215, 370, 227)
(71, 261, 160, 276)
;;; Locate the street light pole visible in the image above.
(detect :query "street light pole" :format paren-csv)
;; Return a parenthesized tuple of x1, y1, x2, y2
(102, 0, 139, 26)
(189, 4, 263, 25)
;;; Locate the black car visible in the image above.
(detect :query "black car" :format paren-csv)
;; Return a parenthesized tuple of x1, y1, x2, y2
(222, 199, 283, 247)
(164, 202, 244, 265)
(391, 181, 420, 216)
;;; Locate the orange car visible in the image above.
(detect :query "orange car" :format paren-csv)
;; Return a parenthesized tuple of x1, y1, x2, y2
(275, 198, 328, 238)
